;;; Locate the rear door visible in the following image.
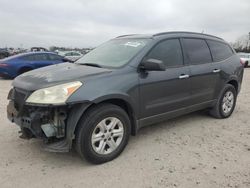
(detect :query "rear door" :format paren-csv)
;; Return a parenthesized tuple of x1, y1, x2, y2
(182, 38, 219, 104)
(206, 40, 235, 97)
(139, 38, 191, 119)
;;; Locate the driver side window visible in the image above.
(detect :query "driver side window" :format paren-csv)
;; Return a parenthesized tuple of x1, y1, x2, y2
(147, 39, 183, 67)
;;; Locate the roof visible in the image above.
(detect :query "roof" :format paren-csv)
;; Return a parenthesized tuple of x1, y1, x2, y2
(116, 31, 224, 41)
(2, 51, 58, 61)
(116, 34, 153, 39)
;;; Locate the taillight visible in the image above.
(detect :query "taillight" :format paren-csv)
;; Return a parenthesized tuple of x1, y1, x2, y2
(240, 59, 245, 66)
(0, 63, 8, 67)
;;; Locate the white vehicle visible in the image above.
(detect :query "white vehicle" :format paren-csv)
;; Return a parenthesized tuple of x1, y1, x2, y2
(62, 51, 83, 62)
(238, 53, 250, 67)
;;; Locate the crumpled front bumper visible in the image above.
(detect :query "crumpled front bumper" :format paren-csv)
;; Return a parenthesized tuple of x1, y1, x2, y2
(7, 100, 46, 138)
(7, 87, 91, 152)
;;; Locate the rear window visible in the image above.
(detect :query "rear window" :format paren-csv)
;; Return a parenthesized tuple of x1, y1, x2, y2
(183, 38, 212, 64)
(207, 40, 233, 61)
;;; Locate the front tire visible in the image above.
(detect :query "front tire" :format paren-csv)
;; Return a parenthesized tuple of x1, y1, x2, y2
(209, 84, 237, 119)
(75, 103, 131, 164)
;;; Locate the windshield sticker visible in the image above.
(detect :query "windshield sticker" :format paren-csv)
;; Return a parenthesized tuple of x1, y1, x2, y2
(124, 42, 143, 47)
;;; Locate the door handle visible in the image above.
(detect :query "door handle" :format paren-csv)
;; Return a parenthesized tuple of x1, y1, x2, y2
(213, 69, 221, 73)
(179, 74, 189, 79)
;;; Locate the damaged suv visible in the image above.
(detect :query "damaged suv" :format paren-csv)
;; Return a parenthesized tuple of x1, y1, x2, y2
(7, 32, 244, 164)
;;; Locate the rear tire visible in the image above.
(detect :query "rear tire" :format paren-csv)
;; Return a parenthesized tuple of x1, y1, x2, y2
(245, 61, 248, 68)
(18, 67, 32, 76)
(75, 103, 131, 164)
(209, 84, 237, 119)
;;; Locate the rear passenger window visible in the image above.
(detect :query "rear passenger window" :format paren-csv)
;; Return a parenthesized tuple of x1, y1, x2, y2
(147, 39, 183, 67)
(22, 54, 48, 61)
(207, 40, 233, 61)
(21, 55, 34, 61)
(183, 38, 212, 64)
(31, 54, 48, 61)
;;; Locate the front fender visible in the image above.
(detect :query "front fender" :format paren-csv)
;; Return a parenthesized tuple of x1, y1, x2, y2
(66, 102, 92, 148)
(66, 93, 139, 148)
(92, 93, 138, 114)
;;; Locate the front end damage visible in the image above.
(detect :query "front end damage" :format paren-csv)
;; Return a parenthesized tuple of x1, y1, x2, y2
(7, 88, 90, 152)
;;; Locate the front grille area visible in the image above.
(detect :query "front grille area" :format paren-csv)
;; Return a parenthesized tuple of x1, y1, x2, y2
(12, 88, 29, 111)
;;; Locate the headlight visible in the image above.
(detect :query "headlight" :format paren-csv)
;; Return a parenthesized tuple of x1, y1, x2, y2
(26, 81, 82, 105)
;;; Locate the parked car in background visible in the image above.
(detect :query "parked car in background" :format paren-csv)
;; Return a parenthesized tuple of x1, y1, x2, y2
(30, 47, 49, 52)
(61, 51, 83, 62)
(0, 52, 67, 78)
(0, 49, 10, 59)
(237, 53, 250, 67)
(7, 31, 244, 164)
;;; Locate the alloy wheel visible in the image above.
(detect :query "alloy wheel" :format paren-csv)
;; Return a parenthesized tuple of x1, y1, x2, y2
(91, 117, 124, 155)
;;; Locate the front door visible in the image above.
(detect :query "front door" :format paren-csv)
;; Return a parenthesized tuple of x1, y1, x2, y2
(139, 39, 191, 119)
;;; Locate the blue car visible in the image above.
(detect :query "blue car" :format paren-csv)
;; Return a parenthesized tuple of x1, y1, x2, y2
(0, 52, 67, 78)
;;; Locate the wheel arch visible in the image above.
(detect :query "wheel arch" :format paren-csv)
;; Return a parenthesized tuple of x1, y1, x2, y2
(67, 96, 139, 149)
(83, 96, 138, 136)
(93, 98, 138, 136)
(18, 66, 33, 75)
(227, 79, 239, 93)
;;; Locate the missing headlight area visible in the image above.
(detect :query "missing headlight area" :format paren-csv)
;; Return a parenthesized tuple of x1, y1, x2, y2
(41, 108, 67, 138)
(7, 94, 68, 141)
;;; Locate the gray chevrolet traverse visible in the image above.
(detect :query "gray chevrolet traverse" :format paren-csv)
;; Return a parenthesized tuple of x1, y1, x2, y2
(7, 31, 244, 164)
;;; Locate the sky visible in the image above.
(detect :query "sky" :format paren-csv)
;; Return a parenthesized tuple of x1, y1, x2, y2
(0, 0, 249, 48)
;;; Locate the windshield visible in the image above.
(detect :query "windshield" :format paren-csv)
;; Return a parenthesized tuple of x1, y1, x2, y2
(75, 38, 149, 68)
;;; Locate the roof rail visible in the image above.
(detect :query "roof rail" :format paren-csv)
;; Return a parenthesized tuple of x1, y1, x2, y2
(116, 34, 137, 38)
(153, 31, 223, 40)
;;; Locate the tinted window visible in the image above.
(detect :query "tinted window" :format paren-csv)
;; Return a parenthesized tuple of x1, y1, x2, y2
(48, 54, 63, 61)
(22, 54, 48, 61)
(207, 40, 233, 61)
(21, 55, 34, 61)
(238, 54, 245, 58)
(65, 52, 72, 56)
(147, 39, 183, 67)
(32, 54, 48, 61)
(183, 38, 212, 64)
(72, 52, 81, 56)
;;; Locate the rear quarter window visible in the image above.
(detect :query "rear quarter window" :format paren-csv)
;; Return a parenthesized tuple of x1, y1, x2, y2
(48, 54, 63, 61)
(207, 40, 233, 62)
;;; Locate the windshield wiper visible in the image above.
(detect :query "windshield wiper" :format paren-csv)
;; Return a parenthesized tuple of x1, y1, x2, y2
(80, 63, 102, 68)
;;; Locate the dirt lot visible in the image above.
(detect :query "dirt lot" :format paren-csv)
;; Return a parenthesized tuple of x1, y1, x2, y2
(0, 69, 249, 188)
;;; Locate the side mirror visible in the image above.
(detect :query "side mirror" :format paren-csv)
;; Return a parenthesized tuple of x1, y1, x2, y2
(140, 58, 165, 71)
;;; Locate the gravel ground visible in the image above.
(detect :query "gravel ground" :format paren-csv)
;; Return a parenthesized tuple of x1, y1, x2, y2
(0, 69, 249, 188)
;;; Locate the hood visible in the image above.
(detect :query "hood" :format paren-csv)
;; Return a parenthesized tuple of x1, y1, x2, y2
(13, 63, 112, 91)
